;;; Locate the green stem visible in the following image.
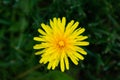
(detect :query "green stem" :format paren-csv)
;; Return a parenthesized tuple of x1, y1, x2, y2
(15, 64, 43, 79)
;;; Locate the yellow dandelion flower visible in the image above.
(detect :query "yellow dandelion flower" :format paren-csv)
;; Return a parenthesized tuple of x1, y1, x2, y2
(33, 17, 89, 72)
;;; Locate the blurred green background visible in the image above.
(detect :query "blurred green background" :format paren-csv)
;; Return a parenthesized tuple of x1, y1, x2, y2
(0, 0, 120, 80)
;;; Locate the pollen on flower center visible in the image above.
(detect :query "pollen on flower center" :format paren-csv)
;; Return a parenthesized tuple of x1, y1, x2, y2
(58, 40, 65, 47)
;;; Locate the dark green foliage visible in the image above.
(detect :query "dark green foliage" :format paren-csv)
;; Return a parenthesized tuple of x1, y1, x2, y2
(0, 0, 120, 80)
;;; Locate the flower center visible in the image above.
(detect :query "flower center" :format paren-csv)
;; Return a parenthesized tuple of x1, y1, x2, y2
(58, 40, 65, 47)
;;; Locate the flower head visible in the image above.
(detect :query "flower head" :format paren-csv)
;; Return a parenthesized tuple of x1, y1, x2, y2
(33, 17, 89, 72)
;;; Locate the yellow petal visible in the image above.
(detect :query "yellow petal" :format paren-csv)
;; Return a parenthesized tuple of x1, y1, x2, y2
(53, 17, 57, 28)
(51, 61, 56, 70)
(60, 59, 65, 72)
(52, 59, 59, 70)
(41, 23, 52, 34)
(58, 18, 63, 33)
(62, 17, 66, 28)
(60, 52, 65, 72)
(38, 29, 46, 35)
(47, 62, 53, 69)
(39, 57, 48, 63)
(77, 28, 85, 35)
(69, 46, 87, 55)
(65, 21, 79, 37)
(69, 28, 85, 39)
(66, 20, 74, 30)
(64, 54, 69, 70)
(70, 21, 79, 32)
(74, 52, 84, 60)
(74, 42, 89, 46)
(50, 18, 61, 35)
(49, 52, 58, 61)
(50, 19, 54, 29)
(65, 20, 74, 36)
(67, 52, 78, 65)
(33, 44, 44, 49)
(33, 43, 51, 49)
(35, 50, 45, 55)
(76, 47, 87, 55)
(33, 37, 45, 41)
(41, 47, 57, 57)
(75, 36, 88, 41)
